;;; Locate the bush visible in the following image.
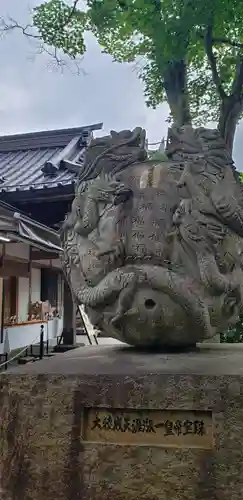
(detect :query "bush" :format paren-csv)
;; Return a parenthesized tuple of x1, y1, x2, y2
(220, 314, 243, 343)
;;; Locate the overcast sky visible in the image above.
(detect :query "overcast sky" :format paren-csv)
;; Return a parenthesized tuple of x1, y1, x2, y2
(0, 0, 243, 169)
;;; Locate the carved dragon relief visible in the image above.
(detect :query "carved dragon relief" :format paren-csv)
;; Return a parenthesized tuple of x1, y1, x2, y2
(60, 125, 243, 347)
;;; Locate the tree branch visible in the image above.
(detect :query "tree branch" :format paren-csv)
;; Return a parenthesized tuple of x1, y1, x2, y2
(204, 25, 226, 99)
(218, 94, 243, 153)
(231, 55, 243, 96)
(218, 56, 243, 151)
(58, 0, 80, 28)
(0, 1, 84, 76)
(198, 31, 243, 50)
(0, 16, 40, 39)
(70, 0, 80, 15)
(213, 37, 243, 50)
(0, 0, 80, 37)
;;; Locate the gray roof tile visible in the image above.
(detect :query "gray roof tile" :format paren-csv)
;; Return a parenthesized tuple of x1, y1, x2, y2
(0, 123, 102, 192)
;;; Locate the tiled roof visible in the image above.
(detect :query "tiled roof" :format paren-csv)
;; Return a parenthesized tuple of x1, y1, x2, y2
(0, 123, 102, 193)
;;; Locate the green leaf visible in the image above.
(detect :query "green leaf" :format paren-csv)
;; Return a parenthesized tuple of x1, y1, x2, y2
(33, 0, 87, 57)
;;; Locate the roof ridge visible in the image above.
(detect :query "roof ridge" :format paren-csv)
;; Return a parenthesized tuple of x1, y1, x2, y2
(0, 123, 103, 152)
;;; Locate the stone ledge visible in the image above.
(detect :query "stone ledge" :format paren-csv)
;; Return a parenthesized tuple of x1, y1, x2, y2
(3, 342, 243, 376)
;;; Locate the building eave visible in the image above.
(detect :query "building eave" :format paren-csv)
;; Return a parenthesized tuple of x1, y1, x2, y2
(0, 184, 75, 202)
(0, 200, 61, 251)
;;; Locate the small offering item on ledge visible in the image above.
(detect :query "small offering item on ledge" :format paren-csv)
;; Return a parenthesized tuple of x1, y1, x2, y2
(4, 301, 61, 327)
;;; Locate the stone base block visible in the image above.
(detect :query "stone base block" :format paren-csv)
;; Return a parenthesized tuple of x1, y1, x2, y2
(1, 344, 243, 499)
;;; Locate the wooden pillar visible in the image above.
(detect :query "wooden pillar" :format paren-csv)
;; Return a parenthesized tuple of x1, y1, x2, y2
(63, 280, 76, 346)
(28, 246, 32, 319)
(0, 243, 5, 342)
(0, 278, 4, 343)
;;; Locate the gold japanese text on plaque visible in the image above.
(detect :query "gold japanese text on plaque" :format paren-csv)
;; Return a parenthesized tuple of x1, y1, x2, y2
(83, 408, 213, 449)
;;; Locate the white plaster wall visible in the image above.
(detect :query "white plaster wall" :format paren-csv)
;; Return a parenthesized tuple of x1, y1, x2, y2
(47, 317, 63, 341)
(18, 277, 29, 322)
(57, 317, 63, 337)
(3, 322, 47, 352)
(31, 267, 41, 302)
(57, 274, 64, 316)
(0, 318, 62, 353)
(5, 243, 30, 260)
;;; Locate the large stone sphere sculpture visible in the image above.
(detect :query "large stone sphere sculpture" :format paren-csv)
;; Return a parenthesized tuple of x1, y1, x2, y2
(60, 125, 243, 348)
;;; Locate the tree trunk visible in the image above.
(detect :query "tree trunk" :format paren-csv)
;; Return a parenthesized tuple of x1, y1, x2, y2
(163, 60, 192, 127)
(218, 95, 243, 154)
(149, 0, 191, 128)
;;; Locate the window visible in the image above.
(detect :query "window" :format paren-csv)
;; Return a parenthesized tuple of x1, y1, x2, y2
(41, 268, 58, 308)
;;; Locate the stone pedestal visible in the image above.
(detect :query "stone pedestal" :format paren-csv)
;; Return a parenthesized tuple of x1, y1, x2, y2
(1, 344, 243, 499)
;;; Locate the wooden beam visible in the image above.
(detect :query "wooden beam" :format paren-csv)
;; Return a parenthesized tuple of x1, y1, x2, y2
(28, 246, 32, 317)
(0, 243, 5, 269)
(32, 250, 60, 260)
(0, 260, 29, 277)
